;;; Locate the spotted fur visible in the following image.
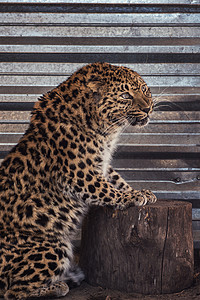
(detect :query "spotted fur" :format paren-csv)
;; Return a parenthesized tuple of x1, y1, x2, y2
(0, 62, 157, 299)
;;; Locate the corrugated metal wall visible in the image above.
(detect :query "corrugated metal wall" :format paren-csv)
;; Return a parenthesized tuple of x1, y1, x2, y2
(0, 0, 200, 245)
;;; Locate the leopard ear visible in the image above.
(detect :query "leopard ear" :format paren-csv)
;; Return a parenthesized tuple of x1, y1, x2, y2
(89, 75, 101, 82)
(87, 75, 105, 102)
(87, 76, 105, 91)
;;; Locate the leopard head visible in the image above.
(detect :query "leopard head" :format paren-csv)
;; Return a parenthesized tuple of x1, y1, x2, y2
(82, 62, 154, 131)
(36, 63, 154, 135)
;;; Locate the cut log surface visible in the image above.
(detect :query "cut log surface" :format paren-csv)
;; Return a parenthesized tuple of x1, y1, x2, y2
(80, 201, 194, 295)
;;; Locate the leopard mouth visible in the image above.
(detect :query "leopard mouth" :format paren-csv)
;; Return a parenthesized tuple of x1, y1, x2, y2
(128, 116, 149, 126)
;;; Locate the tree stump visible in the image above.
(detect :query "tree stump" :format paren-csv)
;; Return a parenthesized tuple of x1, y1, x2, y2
(80, 201, 194, 294)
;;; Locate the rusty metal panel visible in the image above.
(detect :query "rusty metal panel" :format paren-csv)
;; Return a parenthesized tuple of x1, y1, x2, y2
(0, 1, 200, 244)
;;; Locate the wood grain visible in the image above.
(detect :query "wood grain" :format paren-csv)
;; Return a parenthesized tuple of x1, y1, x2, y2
(80, 201, 194, 294)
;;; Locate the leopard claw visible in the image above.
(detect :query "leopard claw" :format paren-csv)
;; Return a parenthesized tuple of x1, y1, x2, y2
(141, 189, 157, 204)
(134, 192, 148, 206)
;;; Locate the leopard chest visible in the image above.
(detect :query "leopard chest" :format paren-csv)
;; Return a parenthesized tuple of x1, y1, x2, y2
(100, 131, 121, 177)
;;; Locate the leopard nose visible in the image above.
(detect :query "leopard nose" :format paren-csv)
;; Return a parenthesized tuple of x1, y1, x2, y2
(143, 107, 150, 114)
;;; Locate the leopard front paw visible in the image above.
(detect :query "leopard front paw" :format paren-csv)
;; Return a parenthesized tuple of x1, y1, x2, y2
(117, 189, 157, 210)
(141, 189, 157, 204)
(115, 191, 147, 210)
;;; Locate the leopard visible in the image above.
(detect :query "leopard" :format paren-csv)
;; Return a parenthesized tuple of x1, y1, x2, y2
(0, 62, 157, 299)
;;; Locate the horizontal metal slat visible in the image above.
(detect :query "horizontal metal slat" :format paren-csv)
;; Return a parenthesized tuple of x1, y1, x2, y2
(124, 180, 200, 191)
(0, 133, 23, 143)
(0, 86, 52, 95)
(0, 102, 34, 111)
(0, 111, 31, 122)
(116, 169, 200, 182)
(0, 124, 28, 133)
(1, 45, 199, 53)
(193, 230, 200, 245)
(0, 95, 38, 103)
(0, 75, 199, 86)
(152, 111, 200, 121)
(193, 209, 200, 221)
(120, 133, 200, 145)
(0, 62, 199, 75)
(126, 119, 200, 133)
(1, 13, 199, 25)
(1, 26, 199, 37)
(118, 145, 199, 154)
(1, 4, 200, 14)
(151, 191, 200, 200)
(1, 37, 199, 46)
(1, 53, 200, 64)
(112, 158, 200, 170)
(117, 148, 200, 160)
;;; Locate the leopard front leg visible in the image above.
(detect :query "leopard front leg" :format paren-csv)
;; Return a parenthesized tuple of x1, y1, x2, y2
(106, 166, 157, 205)
(70, 171, 152, 209)
(106, 165, 132, 193)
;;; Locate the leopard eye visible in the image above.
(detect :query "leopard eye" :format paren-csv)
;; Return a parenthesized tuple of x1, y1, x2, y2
(121, 92, 132, 99)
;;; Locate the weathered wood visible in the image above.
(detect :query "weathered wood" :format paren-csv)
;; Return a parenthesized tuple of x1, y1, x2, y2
(80, 201, 194, 294)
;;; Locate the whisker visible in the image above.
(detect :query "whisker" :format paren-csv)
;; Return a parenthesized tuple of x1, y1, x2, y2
(153, 97, 167, 106)
(153, 99, 190, 120)
(119, 118, 134, 144)
(154, 104, 171, 110)
(102, 116, 127, 135)
(153, 87, 171, 106)
(156, 86, 170, 97)
(153, 96, 173, 106)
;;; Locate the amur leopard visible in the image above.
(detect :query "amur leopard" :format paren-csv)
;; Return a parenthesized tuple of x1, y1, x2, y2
(0, 62, 157, 299)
